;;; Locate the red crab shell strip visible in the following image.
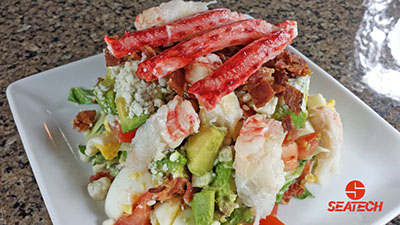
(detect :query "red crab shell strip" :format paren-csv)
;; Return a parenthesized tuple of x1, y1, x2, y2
(188, 20, 298, 110)
(137, 19, 276, 81)
(104, 9, 246, 58)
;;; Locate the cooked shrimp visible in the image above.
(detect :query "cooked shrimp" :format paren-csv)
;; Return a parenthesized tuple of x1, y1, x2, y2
(234, 115, 285, 225)
(134, 0, 216, 30)
(308, 105, 343, 183)
(124, 96, 200, 171)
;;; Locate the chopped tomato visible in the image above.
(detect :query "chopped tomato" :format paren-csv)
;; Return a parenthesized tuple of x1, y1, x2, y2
(259, 214, 285, 225)
(296, 132, 320, 160)
(281, 142, 299, 172)
(89, 171, 114, 183)
(110, 121, 138, 143)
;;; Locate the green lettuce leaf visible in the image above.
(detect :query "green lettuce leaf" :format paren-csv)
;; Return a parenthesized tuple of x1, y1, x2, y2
(68, 87, 94, 104)
(295, 187, 315, 200)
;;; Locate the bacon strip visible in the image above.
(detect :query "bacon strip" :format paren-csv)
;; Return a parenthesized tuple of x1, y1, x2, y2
(105, 9, 246, 58)
(137, 19, 276, 81)
(104, 49, 141, 67)
(249, 79, 275, 108)
(283, 84, 303, 115)
(265, 49, 311, 77)
(189, 20, 298, 110)
(73, 110, 96, 132)
(282, 114, 299, 145)
(115, 177, 193, 225)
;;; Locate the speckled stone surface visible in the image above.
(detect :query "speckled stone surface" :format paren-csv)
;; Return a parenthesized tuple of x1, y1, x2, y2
(1, 0, 399, 224)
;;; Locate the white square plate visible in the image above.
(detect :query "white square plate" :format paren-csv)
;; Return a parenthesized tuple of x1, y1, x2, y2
(7, 46, 400, 225)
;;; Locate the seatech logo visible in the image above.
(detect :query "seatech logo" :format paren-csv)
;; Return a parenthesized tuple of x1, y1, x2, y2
(345, 180, 365, 200)
(328, 180, 383, 212)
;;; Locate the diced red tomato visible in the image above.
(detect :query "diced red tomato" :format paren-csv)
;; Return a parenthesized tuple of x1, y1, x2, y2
(259, 214, 285, 225)
(281, 142, 299, 172)
(89, 171, 114, 183)
(296, 132, 320, 160)
(110, 121, 138, 143)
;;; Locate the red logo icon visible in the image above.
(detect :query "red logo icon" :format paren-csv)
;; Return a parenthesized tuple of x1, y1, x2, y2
(327, 180, 383, 212)
(345, 180, 365, 200)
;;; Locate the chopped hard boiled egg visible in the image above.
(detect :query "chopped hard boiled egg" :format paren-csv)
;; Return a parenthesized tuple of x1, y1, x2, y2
(153, 199, 182, 225)
(105, 167, 156, 220)
(307, 93, 326, 108)
(297, 120, 315, 137)
(326, 99, 336, 110)
(94, 132, 121, 160)
(308, 93, 336, 110)
(253, 96, 278, 116)
(172, 208, 196, 225)
(86, 132, 121, 160)
(104, 118, 112, 132)
(102, 218, 116, 225)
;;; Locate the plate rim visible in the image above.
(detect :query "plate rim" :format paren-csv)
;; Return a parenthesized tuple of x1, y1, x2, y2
(6, 48, 400, 225)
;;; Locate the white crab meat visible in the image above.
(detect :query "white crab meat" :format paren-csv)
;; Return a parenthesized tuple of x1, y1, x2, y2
(184, 53, 222, 85)
(309, 105, 343, 183)
(200, 92, 243, 138)
(135, 0, 216, 30)
(125, 95, 200, 171)
(234, 115, 285, 225)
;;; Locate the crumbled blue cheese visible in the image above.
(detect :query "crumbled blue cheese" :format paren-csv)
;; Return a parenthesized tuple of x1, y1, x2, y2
(108, 60, 174, 118)
(87, 177, 111, 200)
(105, 114, 119, 127)
(288, 75, 310, 112)
(93, 163, 107, 173)
(192, 172, 213, 188)
(218, 146, 233, 162)
(169, 151, 180, 162)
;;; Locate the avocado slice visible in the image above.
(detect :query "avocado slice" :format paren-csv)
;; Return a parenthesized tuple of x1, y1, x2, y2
(116, 97, 149, 133)
(192, 189, 216, 225)
(222, 207, 254, 225)
(187, 125, 226, 176)
(94, 73, 118, 115)
(211, 160, 237, 216)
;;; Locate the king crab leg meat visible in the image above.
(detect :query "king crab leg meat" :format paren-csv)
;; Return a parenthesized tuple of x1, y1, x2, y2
(137, 19, 276, 81)
(104, 9, 246, 58)
(188, 20, 298, 110)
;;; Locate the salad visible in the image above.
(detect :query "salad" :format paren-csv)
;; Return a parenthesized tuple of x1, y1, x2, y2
(68, 0, 343, 225)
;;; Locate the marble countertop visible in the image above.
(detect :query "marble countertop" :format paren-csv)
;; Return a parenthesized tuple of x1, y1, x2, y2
(1, 0, 399, 224)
